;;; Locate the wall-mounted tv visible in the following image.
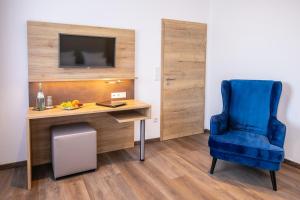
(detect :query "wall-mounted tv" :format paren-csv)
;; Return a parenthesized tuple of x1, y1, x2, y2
(59, 34, 116, 68)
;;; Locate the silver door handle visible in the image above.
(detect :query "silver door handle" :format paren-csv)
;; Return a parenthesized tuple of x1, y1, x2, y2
(166, 78, 176, 81)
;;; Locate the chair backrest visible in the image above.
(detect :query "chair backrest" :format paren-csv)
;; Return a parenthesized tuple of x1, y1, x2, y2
(221, 80, 282, 136)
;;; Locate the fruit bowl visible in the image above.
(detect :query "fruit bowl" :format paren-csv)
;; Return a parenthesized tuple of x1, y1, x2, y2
(60, 100, 83, 110)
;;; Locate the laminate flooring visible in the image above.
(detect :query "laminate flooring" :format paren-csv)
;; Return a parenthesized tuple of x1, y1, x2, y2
(1, 134, 300, 200)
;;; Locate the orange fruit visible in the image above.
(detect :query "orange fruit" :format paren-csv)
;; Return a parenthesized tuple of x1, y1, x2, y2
(72, 100, 80, 107)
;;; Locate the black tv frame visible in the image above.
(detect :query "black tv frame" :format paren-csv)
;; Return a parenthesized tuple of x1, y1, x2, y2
(58, 33, 116, 68)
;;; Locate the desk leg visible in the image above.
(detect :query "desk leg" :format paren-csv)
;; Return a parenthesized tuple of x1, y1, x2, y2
(26, 119, 32, 190)
(140, 120, 145, 161)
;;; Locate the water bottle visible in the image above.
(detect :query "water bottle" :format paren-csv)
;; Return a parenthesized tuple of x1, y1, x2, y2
(36, 82, 45, 111)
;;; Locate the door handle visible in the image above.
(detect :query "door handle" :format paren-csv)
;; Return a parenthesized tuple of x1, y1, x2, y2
(166, 78, 176, 81)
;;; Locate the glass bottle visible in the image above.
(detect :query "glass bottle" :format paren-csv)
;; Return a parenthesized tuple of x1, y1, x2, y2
(36, 82, 45, 111)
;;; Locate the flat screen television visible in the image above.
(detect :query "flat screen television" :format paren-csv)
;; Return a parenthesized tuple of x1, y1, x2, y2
(59, 34, 116, 67)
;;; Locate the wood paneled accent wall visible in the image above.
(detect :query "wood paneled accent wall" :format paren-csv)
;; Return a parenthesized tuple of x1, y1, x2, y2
(27, 21, 137, 166)
(29, 80, 134, 107)
(27, 21, 135, 82)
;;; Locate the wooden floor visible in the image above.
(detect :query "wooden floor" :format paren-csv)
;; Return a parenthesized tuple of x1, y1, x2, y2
(1, 134, 300, 200)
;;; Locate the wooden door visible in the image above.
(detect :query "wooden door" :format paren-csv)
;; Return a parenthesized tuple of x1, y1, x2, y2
(161, 19, 206, 141)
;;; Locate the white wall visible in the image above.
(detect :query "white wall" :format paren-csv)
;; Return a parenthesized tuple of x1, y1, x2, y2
(0, 0, 209, 164)
(206, 0, 300, 163)
(2, 0, 300, 165)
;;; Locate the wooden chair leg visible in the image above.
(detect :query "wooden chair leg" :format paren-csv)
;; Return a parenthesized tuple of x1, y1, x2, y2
(270, 171, 277, 191)
(210, 158, 217, 174)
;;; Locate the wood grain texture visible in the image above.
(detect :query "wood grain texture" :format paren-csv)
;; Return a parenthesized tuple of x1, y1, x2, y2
(109, 110, 150, 123)
(2, 134, 300, 199)
(27, 99, 150, 190)
(0, 161, 26, 171)
(26, 119, 32, 190)
(27, 21, 135, 82)
(27, 100, 151, 119)
(284, 159, 300, 169)
(161, 19, 206, 141)
(30, 113, 134, 166)
(28, 100, 151, 166)
(29, 79, 134, 107)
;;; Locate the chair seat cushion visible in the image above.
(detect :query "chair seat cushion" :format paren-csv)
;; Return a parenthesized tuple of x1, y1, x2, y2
(208, 131, 284, 162)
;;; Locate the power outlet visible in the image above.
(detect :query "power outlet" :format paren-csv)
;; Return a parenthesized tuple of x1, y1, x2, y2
(111, 92, 126, 99)
(153, 118, 159, 123)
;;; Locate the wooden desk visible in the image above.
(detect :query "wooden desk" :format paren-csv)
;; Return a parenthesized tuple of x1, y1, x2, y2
(26, 99, 151, 189)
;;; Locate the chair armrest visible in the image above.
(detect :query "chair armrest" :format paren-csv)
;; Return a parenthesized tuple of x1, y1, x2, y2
(210, 112, 228, 135)
(268, 117, 286, 148)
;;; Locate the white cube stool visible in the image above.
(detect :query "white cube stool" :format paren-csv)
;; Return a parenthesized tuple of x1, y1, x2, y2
(51, 122, 97, 179)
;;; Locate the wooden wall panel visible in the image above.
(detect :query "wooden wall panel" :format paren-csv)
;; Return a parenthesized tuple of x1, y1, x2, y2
(29, 80, 134, 107)
(27, 21, 135, 82)
(30, 113, 134, 166)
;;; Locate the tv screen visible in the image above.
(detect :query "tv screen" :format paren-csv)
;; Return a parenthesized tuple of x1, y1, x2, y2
(59, 34, 116, 67)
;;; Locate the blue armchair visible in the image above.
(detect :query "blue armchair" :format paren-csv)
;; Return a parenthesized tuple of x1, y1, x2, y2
(208, 80, 286, 191)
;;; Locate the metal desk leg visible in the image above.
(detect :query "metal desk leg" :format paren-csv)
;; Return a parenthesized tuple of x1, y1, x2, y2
(140, 120, 145, 161)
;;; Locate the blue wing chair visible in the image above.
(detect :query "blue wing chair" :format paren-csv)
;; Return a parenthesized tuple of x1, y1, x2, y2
(208, 80, 286, 191)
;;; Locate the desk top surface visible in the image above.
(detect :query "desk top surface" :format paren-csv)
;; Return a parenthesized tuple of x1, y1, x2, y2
(28, 99, 151, 119)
